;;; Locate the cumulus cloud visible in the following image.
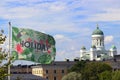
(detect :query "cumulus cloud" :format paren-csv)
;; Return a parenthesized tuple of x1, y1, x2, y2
(104, 35, 114, 44)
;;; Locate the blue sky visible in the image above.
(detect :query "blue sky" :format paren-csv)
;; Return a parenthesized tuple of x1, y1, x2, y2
(0, 0, 120, 64)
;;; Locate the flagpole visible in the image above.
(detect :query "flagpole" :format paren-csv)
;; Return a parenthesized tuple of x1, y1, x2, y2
(8, 22, 11, 80)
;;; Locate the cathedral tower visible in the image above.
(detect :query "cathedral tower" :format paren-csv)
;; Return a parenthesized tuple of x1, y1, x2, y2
(92, 25, 104, 50)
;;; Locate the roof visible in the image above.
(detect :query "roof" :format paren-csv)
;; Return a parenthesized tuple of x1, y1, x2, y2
(31, 61, 77, 68)
(81, 46, 86, 50)
(92, 27, 104, 35)
(111, 45, 117, 49)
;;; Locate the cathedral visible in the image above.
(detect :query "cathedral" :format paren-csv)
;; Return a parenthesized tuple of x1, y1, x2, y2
(80, 26, 117, 61)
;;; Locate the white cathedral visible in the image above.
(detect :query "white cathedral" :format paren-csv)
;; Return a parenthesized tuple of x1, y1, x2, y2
(80, 26, 117, 61)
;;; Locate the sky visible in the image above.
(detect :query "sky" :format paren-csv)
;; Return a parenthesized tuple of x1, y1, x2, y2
(0, 0, 120, 64)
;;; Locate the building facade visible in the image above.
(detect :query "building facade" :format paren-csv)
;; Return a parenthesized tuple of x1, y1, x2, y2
(10, 60, 120, 80)
(10, 65, 47, 80)
(80, 26, 117, 61)
(32, 61, 76, 80)
(10, 61, 76, 80)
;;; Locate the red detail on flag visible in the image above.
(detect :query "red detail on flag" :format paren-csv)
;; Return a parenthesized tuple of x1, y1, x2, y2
(46, 39, 51, 48)
(15, 44, 23, 54)
(47, 50, 51, 54)
(27, 38, 32, 42)
(34, 40, 38, 43)
(46, 39, 48, 45)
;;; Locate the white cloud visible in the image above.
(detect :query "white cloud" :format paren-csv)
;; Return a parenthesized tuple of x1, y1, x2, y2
(54, 34, 71, 42)
(70, 0, 120, 22)
(49, 2, 66, 12)
(86, 8, 120, 21)
(54, 34, 65, 40)
(105, 35, 114, 44)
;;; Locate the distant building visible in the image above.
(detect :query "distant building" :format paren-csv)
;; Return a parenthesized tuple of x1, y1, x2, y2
(80, 26, 117, 61)
(10, 61, 76, 80)
(10, 74, 47, 80)
(32, 61, 76, 80)
(114, 55, 120, 61)
(10, 65, 47, 80)
(10, 60, 120, 80)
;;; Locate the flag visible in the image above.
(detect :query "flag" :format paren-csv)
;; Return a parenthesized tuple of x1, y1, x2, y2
(12, 27, 56, 64)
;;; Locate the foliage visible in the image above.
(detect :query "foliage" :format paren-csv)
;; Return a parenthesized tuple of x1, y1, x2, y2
(0, 52, 12, 80)
(0, 30, 12, 80)
(0, 66, 8, 80)
(82, 62, 112, 80)
(112, 71, 120, 80)
(67, 61, 112, 80)
(68, 61, 86, 73)
(99, 71, 112, 80)
(62, 72, 82, 80)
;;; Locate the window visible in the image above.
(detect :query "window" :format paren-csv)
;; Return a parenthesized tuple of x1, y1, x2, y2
(62, 70, 64, 73)
(54, 70, 56, 73)
(46, 76, 49, 79)
(54, 76, 56, 80)
(46, 70, 48, 74)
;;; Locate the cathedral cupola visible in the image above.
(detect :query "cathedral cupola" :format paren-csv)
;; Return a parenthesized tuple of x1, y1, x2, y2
(81, 46, 86, 50)
(92, 24, 104, 50)
(92, 26, 104, 35)
(109, 45, 117, 57)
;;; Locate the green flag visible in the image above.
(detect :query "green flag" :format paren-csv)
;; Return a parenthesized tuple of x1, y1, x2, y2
(12, 27, 56, 64)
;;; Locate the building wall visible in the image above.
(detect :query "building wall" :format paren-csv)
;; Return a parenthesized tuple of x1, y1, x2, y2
(43, 67, 67, 80)
(11, 60, 120, 80)
(32, 61, 76, 80)
(32, 66, 67, 80)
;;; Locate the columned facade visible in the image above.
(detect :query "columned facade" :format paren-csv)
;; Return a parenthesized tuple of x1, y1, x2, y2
(80, 26, 117, 61)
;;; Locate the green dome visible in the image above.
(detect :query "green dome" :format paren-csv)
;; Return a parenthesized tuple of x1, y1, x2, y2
(111, 45, 117, 49)
(92, 27, 104, 35)
(81, 46, 86, 50)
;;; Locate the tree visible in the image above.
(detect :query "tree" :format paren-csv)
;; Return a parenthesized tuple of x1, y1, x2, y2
(82, 62, 112, 80)
(0, 29, 12, 79)
(99, 71, 112, 80)
(62, 72, 82, 80)
(68, 61, 112, 80)
(112, 71, 120, 80)
(68, 61, 86, 73)
(0, 52, 10, 80)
